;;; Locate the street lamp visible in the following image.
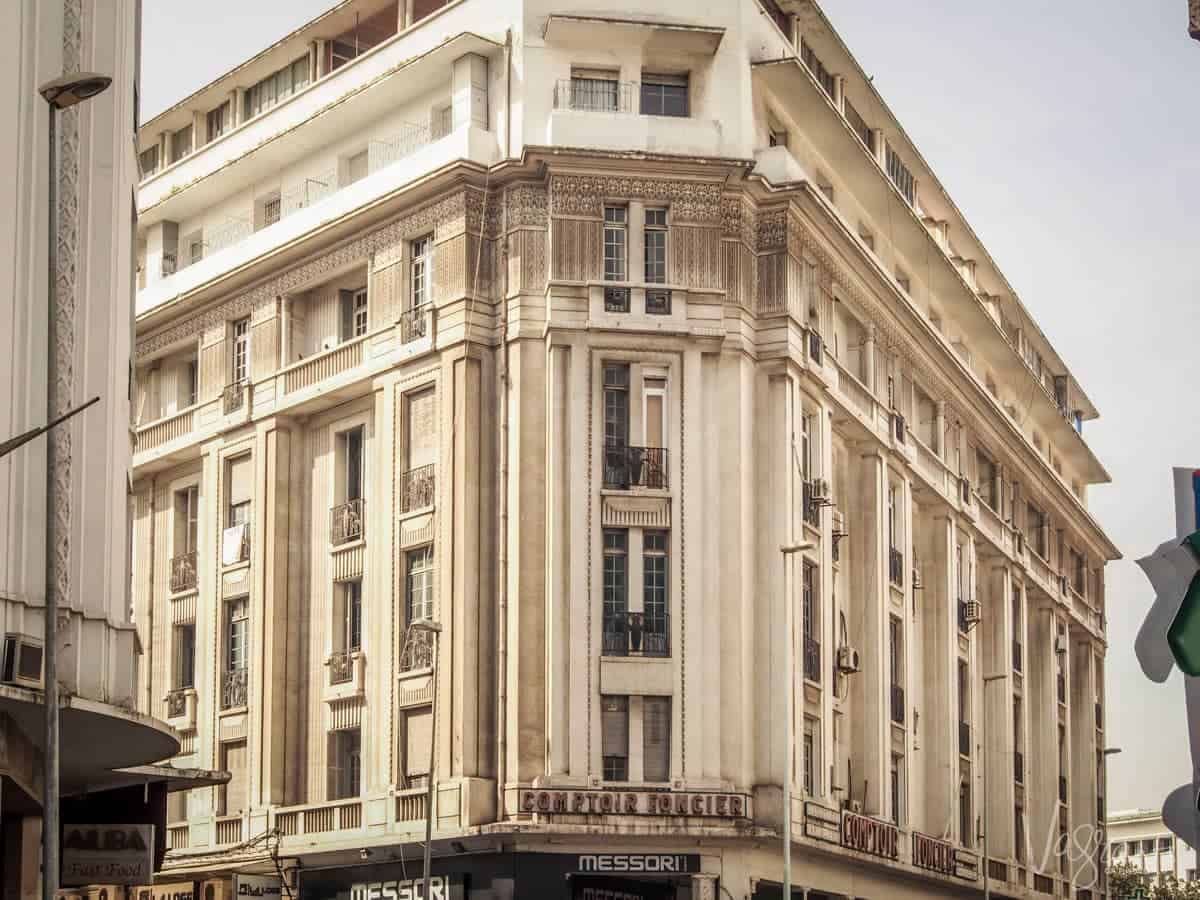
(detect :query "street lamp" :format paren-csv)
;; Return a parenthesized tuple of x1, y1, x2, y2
(780, 540, 815, 900)
(980, 672, 1007, 900)
(409, 618, 443, 900)
(36, 70, 112, 900)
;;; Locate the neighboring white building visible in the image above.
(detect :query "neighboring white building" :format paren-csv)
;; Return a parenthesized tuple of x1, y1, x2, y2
(1109, 809, 1199, 886)
(131, 1, 1118, 898)
(0, 0, 182, 892)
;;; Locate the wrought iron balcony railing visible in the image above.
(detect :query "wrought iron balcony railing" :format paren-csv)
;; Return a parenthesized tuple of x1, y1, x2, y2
(646, 289, 672, 315)
(223, 380, 248, 415)
(890, 684, 905, 725)
(888, 548, 904, 588)
(170, 551, 197, 593)
(166, 689, 189, 719)
(398, 628, 434, 673)
(399, 305, 429, 344)
(803, 636, 821, 683)
(331, 498, 365, 545)
(604, 286, 630, 312)
(603, 444, 668, 490)
(399, 464, 435, 513)
(221, 667, 248, 709)
(328, 650, 355, 685)
(959, 721, 971, 757)
(554, 78, 638, 114)
(602, 611, 670, 658)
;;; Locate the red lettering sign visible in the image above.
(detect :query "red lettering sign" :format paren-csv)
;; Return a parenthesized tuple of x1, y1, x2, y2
(841, 811, 899, 860)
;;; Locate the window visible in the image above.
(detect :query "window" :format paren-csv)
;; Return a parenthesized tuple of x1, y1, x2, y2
(175, 486, 199, 555)
(885, 142, 916, 206)
(336, 580, 362, 653)
(225, 597, 248, 672)
(801, 412, 814, 481)
(170, 125, 193, 163)
(643, 531, 669, 654)
(1012, 588, 1022, 636)
(173, 623, 195, 690)
(1070, 548, 1086, 595)
(345, 149, 369, 186)
(887, 484, 898, 551)
(189, 236, 204, 266)
(262, 194, 281, 228)
(231, 317, 250, 384)
(643, 697, 671, 782)
(601, 696, 629, 781)
(185, 358, 198, 407)
(206, 102, 229, 143)
(219, 740, 247, 815)
(769, 127, 788, 148)
(226, 454, 252, 530)
(640, 73, 688, 117)
(139, 145, 159, 178)
(958, 660, 969, 723)
(604, 207, 628, 282)
(403, 707, 432, 788)
(890, 755, 904, 826)
(644, 208, 668, 284)
(328, 728, 362, 800)
(340, 426, 365, 503)
(799, 39, 835, 98)
(1160, 836, 1174, 853)
(1013, 697, 1023, 761)
(603, 363, 630, 449)
(244, 56, 310, 120)
(802, 561, 816, 645)
(802, 717, 819, 796)
(977, 449, 998, 510)
(406, 545, 434, 623)
(1110, 841, 1121, 859)
(644, 376, 666, 450)
(569, 69, 620, 112)
(340, 288, 369, 341)
(603, 529, 628, 653)
(410, 235, 433, 309)
(1015, 805, 1026, 862)
(1142, 839, 1156, 855)
(959, 779, 972, 847)
(889, 617, 902, 686)
(1028, 502, 1047, 558)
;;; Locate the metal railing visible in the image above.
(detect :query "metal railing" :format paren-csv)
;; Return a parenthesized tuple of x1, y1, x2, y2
(603, 444, 668, 490)
(845, 98, 872, 151)
(890, 683, 905, 725)
(554, 78, 638, 114)
(399, 305, 430, 344)
(1012, 639, 1023, 673)
(331, 498, 365, 545)
(221, 667, 248, 709)
(170, 551, 197, 592)
(398, 627, 434, 672)
(645, 288, 672, 315)
(802, 479, 826, 528)
(399, 463, 436, 513)
(604, 285, 630, 312)
(1014, 751, 1024, 784)
(180, 219, 252, 268)
(328, 650, 355, 685)
(957, 599, 970, 634)
(803, 636, 821, 683)
(959, 721, 971, 757)
(368, 122, 434, 172)
(161, 253, 178, 277)
(603, 611, 670, 658)
(888, 547, 904, 588)
(280, 171, 338, 218)
(223, 380, 248, 415)
(166, 689, 189, 719)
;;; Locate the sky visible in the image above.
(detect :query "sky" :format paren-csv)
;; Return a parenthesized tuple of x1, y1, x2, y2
(142, 1, 1200, 813)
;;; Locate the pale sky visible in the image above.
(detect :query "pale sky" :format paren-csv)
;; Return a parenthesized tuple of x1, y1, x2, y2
(141, 1, 1200, 813)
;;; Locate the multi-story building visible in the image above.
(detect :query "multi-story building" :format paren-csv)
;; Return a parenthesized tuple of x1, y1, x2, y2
(131, 1, 1118, 897)
(1108, 809, 1199, 887)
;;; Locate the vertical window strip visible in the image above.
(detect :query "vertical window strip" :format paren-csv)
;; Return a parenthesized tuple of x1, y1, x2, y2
(644, 208, 668, 284)
(603, 206, 627, 282)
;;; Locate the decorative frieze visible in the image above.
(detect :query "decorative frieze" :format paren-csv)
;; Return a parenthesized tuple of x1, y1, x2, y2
(505, 183, 549, 229)
(549, 174, 724, 224)
(602, 496, 671, 529)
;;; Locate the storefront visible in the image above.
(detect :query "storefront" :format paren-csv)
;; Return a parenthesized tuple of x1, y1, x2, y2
(299, 851, 705, 900)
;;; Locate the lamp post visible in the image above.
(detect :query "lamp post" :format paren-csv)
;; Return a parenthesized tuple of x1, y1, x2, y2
(980, 672, 1007, 900)
(780, 540, 815, 900)
(36, 71, 112, 900)
(409, 618, 443, 900)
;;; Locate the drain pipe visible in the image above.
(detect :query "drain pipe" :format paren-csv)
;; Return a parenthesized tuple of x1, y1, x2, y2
(495, 235, 511, 823)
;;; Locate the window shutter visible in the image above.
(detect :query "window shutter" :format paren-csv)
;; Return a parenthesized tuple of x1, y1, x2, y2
(221, 740, 247, 814)
(228, 455, 253, 507)
(643, 697, 670, 782)
(339, 289, 354, 342)
(407, 389, 436, 469)
(406, 707, 433, 778)
(601, 696, 629, 760)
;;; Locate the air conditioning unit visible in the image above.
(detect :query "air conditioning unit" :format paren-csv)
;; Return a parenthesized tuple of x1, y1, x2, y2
(963, 601, 982, 625)
(809, 478, 832, 506)
(892, 412, 907, 444)
(911, 564, 924, 591)
(1054, 634, 1069, 655)
(836, 645, 861, 674)
(2, 634, 43, 688)
(959, 477, 971, 504)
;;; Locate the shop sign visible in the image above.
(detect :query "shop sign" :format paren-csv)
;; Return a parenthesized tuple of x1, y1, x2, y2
(572, 876, 675, 900)
(236, 874, 285, 897)
(575, 854, 701, 874)
(130, 883, 196, 900)
(840, 810, 898, 860)
(911, 832, 956, 875)
(519, 789, 748, 818)
(349, 874, 463, 900)
(61, 825, 154, 886)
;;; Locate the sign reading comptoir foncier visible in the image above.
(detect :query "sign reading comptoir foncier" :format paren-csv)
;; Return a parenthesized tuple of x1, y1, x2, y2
(519, 789, 749, 818)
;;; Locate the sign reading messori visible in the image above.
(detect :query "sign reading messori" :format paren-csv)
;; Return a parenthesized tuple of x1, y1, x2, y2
(519, 789, 748, 818)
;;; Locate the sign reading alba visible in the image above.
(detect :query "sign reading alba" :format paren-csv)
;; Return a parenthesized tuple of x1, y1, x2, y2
(519, 789, 748, 818)
(62, 824, 154, 886)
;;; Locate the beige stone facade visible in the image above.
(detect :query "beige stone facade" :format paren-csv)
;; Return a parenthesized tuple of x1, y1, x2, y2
(131, 1, 1118, 897)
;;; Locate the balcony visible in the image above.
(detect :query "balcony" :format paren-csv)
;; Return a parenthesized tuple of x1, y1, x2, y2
(603, 445, 668, 491)
(1015, 751, 1024, 784)
(803, 636, 821, 683)
(400, 464, 436, 513)
(223, 380, 248, 415)
(398, 628, 434, 673)
(1058, 775, 1068, 804)
(889, 547, 904, 589)
(331, 498, 365, 546)
(603, 612, 670, 658)
(959, 721, 971, 757)
(166, 689, 189, 720)
(328, 650, 356, 686)
(399, 304, 431, 344)
(170, 551, 197, 593)
(274, 798, 363, 839)
(890, 683, 905, 725)
(221, 667, 248, 710)
(1012, 639, 1023, 673)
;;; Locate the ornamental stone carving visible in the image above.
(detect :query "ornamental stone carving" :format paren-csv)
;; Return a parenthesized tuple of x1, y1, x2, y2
(549, 174, 723, 224)
(505, 183, 549, 229)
